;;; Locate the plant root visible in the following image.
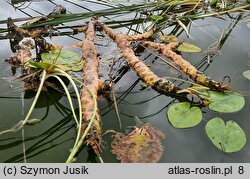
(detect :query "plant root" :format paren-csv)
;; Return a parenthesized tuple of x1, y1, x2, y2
(81, 21, 104, 156)
(126, 29, 154, 41)
(143, 41, 231, 91)
(8, 38, 35, 65)
(7, 18, 47, 39)
(100, 23, 181, 95)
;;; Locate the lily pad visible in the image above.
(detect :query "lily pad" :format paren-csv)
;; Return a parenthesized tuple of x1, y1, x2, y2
(243, 70, 250, 80)
(41, 49, 82, 71)
(177, 42, 201, 53)
(167, 102, 202, 128)
(201, 91, 245, 113)
(111, 123, 165, 163)
(205, 117, 246, 153)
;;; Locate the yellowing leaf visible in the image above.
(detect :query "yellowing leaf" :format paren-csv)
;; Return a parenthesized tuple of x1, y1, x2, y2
(177, 42, 201, 53)
(159, 35, 178, 42)
(111, 123, 165, 163)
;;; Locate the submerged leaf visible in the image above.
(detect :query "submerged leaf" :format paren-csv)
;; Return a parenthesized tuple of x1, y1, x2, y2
(201, 91, 245, 113)
(111, 123, 165, 163)
(205, 117, 246, 153)
(167, 102, 202, 128)
(57, 61, 83, 71)
(41, 49, 82, 71)
(159, 35, 178, 42)
(242, 70, 250, 80)
(177, 42, 201, 53)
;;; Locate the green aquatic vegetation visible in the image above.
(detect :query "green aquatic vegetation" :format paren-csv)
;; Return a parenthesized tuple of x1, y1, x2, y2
(151, 15, 164, 22)
(41, 49, 82, 71)
(66, 80, 99, 163)
(167, 102, 202, 128)
(209, 0, 218, 7)
(205, 117, 246, 153)
(0, 52, 83, 151)
(201, 91, 245, 113)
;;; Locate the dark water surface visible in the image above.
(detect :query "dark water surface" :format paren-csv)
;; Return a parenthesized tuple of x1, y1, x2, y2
(0, 0, 250, 162)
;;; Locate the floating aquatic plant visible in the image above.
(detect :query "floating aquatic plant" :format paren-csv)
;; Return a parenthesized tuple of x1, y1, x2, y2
(205, 117, 246, 153)
(41, 49, 82, 71)
(167, 102, 202, 128)
(201, 91, 245, 113)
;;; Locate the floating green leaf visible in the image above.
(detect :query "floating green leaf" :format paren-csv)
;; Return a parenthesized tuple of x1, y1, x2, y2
(205, 117, 246, 153)
(177, 42, 201, 53)
(151, 15, 163, 21)
(201, 91, 245, 113)
(243, 70, 250, 80)
(167, 102, 202, 128)
(41, 49, 82, 71)
(158, 35, 178, 42)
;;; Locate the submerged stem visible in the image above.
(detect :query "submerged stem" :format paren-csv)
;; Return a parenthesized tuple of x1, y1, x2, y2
(22, 70, 47, 125)
(66, 87, 97, 163)
(46, 74, 79, 126)
(53, 68, 82, 149)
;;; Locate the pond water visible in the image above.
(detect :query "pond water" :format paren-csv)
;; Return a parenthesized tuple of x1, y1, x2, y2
(0, 0, 250, 163)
